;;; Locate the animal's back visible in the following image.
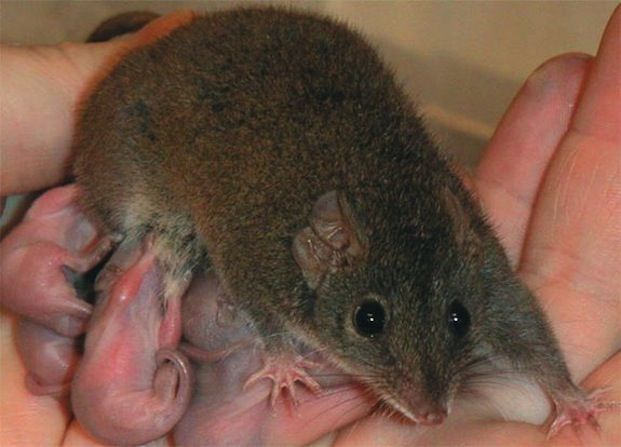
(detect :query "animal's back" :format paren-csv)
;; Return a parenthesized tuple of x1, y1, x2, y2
(74, 7, 447, 315)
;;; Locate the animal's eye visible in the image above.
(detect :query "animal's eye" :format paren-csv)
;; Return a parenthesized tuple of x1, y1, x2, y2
(353, 300, 385, 338)
(448, 300, 470, 338)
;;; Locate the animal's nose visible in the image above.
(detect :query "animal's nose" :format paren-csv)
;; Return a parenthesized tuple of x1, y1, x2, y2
(417, 410, 447, 425)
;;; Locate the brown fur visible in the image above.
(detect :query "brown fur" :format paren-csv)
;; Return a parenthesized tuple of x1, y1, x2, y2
(74, 7, 585, 419)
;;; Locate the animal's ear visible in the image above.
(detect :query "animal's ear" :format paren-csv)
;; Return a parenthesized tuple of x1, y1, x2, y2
(292, 191, 367, 289)
(442, 186, 482, 249)
(442, 186, 468, 247)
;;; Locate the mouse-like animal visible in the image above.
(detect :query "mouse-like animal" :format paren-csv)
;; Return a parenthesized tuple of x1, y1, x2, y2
(72, 6, 604, 434)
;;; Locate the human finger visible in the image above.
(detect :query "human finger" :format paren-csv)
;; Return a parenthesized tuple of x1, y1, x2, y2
(475, 54, 590, 265)
(519, 5, 621, 381)
(0, 10, 195, 196)
(0, 41, 119, 195)
(571, 4, 620, 143)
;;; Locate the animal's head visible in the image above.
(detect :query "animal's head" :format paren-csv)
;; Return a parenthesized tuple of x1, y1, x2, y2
(292, 187, 524, 424)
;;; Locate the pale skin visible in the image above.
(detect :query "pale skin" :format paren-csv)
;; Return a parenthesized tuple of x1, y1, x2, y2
(1, 7, 619, 446)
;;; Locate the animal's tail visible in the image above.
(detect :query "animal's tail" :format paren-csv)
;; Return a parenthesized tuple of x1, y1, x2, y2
(87, 11, 160, 43)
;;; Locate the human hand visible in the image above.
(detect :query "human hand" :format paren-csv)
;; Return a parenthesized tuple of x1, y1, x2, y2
(1, 6, 619, 447)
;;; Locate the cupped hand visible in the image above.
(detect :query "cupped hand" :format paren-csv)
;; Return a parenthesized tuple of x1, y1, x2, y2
(1, 7, 619, 447)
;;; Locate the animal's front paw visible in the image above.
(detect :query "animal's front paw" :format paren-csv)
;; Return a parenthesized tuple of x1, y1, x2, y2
(244, 351, 322, 409)
(548, 388, 615, 438)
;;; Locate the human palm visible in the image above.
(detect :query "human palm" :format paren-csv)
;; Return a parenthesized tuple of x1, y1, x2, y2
(1, 8, 619, 446)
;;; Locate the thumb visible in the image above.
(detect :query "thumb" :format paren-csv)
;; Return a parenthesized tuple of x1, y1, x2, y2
(0, 10, 195, 196)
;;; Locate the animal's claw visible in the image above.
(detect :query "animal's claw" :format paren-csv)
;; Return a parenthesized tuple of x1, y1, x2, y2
(548, 389, 614, 438)
(244, 353, 322, 408)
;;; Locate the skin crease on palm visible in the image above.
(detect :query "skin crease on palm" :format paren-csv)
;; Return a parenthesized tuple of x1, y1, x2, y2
(0, 7, 619, 447)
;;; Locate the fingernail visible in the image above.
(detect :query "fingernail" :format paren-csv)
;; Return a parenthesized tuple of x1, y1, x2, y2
(527, 53, 592, 98)
(52, 314, 89, 337)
